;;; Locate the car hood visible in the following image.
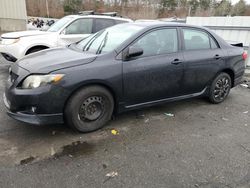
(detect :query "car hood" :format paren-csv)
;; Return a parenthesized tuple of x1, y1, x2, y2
(16, 47, 97, 73)
(1, 30, 51, 39)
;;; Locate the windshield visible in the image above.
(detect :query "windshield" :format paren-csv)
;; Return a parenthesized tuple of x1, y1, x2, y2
(47, 17, 73, 32)
(76, 24, 143, 54)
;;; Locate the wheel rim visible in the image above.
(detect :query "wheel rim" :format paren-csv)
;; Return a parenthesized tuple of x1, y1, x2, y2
(213, 76, 230, 101)
(78, 96, 105, 121)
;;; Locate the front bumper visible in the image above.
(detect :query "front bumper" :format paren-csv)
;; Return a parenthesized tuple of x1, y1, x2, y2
(7, 111, 63, 125)
(4, 91, 64, 125)
(0, 42, 24, 62)
(4, 71, 70, 125)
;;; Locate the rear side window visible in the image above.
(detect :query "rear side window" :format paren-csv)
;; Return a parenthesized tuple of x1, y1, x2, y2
(183, 29, 210, 50)
(115, 20, 127, 24)
(94, 19, 115, 32)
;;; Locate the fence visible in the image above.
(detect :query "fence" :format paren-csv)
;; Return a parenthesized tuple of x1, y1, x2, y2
(186, 16, 250, 66)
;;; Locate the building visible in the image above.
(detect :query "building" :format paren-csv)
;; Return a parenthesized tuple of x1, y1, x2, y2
(0, 0, 27, 32)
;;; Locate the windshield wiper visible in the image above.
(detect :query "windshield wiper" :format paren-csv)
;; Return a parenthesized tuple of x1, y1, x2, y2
(83, 31, 104, 52)
(96, 32, 109, 54)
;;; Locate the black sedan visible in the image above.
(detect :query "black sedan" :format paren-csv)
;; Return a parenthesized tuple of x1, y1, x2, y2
(4, 22, 246, 132)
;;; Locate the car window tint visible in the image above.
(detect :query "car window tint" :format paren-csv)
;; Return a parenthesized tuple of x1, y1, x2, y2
(65, 19, 93, 35)
(47, 17, 73, 32)
(133, 28, 178, 57)
(95, 19, 114, 32)
(210, 36, 218, 49)
(115, 20, 127, 24)
(183, 29, 210, 50)
(82, 24, 143, 54)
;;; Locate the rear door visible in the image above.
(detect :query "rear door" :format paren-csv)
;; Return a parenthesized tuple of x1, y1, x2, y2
(58, 18, 93, 46)
(122, 27, 185, 106)
(181, 28, 225, 95)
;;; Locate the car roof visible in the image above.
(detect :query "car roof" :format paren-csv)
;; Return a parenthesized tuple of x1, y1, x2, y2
(129, 21, 206, 30)
(114, 21, 229, 52)
(64, 15, 133, 22)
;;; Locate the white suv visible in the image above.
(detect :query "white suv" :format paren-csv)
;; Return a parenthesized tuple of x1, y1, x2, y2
(0, 14, 132, 62)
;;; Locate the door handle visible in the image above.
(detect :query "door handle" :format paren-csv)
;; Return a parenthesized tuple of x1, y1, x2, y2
(214, 54, 221, 60)
(171, 59, 182, 65)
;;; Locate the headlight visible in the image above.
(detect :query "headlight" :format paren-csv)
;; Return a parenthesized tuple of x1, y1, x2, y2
(0, 38, 20, 45)
(21, 74, 64, 89)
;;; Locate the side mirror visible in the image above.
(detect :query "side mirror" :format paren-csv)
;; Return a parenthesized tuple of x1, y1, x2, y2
(123, 46, 143, 60)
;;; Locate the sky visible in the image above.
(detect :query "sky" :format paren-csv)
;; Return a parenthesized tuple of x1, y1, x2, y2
(231, 0, 250, 4)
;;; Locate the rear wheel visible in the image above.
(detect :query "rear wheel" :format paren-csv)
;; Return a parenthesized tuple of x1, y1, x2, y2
(65, 86, 114, 133)
(209, 72, 232, 104)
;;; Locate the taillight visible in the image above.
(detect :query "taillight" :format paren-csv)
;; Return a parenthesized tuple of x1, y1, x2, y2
(242, 51, 248, 60)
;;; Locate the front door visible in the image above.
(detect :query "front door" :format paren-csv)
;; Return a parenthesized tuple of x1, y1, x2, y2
(122, 28, 184, 106)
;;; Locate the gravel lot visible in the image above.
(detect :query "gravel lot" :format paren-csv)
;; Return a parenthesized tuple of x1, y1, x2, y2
(0, 58, 250, 188)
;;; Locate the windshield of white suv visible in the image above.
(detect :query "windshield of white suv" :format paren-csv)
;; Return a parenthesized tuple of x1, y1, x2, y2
(47, 17, 73, 32)
(77, 24, 143, 54)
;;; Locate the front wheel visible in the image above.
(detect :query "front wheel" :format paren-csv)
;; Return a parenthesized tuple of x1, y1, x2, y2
(208, 72, 232, 104)
(65, 86, 114, 133)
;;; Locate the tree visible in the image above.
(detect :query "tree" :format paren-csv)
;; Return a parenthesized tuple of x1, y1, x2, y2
(200, 0, 211, 10)
(160, 0, 177, 11)
(63, 0, 82, 14)
(26, 0, 64, 18)
(232, 0, 246, 16)
(179, 0, 188, 7)
(188, 0, 199, 15)
(214, 0, 231, 16)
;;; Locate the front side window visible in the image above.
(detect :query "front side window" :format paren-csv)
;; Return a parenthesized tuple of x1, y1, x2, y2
(65, 19, 93, 35)
(132, 28, 178, 57)
(47, 17, 73, 32)
(183, 29, 211, 50)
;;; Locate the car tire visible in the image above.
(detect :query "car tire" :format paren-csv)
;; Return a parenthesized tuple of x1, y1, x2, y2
(65, 86, 114, 133)
(208, 72, 232, 104)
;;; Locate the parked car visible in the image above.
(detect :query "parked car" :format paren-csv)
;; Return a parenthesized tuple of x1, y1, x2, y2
(0, 14, 132, 62)
(4, 22, 246, 132)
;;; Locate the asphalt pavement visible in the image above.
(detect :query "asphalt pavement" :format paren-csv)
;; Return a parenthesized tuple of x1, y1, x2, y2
(0, 59, 250, 188)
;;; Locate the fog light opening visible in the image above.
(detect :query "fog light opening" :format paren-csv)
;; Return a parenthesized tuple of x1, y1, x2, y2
(30, 107, 37, 114)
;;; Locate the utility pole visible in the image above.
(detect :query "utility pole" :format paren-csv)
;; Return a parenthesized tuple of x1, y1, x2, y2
(45, 0, 50, 18)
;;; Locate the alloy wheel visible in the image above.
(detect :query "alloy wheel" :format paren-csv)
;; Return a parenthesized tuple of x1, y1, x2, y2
(213, 76, 230, 101)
